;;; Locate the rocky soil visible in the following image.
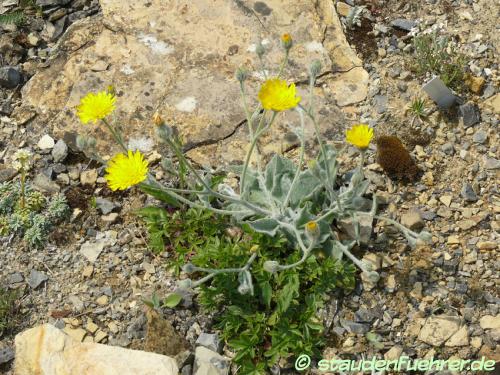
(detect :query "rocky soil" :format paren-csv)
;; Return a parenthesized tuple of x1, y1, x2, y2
(0, 0, 499, 374)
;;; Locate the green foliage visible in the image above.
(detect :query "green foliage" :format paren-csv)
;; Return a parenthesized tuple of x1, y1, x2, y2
(412, 32, 467, 91)
(136, 206, 227, 273)
(191, 225, 355, 372)
(0, 10, 25, 26)
(343, 6, 365, 29)
(407, 97, 429, 121)
(0, 181, 70, 247)
(0, 287, 19, 336)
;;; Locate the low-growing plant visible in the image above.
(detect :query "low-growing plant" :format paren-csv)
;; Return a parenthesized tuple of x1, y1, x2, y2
(0, 287, 19, 337)
(74, 34, 432, 371)
(411, 31, 466, 91)
(342, 6, 366, 30)
(0, 179, 70, 248)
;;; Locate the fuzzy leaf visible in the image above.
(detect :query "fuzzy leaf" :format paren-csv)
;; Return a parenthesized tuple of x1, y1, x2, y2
(163, 293, 182, 308)
(247, 218, 280, 236)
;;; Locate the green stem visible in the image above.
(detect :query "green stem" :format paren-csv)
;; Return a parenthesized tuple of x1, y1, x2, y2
(102, 118, 128, 153)
(20, 169, 26, 210)
(277, 49, 289, 79)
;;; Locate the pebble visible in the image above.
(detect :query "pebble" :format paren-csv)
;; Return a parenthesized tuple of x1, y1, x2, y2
(0, 347, 15, 364)
(63, 327, 87, 342)
(401, 210, 424, 230)
(80, 169, 98, 185)
(484, 157, 500, 170)
(37, 134, 55, 150)
(473, 130, 488, 144)
(33, 173, 60, 193)
(391, 18, 417, 31)
(0, 66, 22, 88)
(95, 197, 116, 215)
(196, 333, 222, 353)
(459, 102, 481, 128)
(51, 139, 68, 162)
(461, 183, 478, 202)
(27, 269, 48, 289)
(96, 295, 109, 306)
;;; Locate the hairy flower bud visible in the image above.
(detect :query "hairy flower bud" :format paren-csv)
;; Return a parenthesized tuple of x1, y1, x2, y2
(182, 263, 195, 274)
(152, 112, 164, 127)
(305, 220, 320, 243)
(155, 123, 173, 143)
(281, 33, 293, 51)
(235, 67, 248, 83)
(255, 42, 266, 58)
(178, 279, 192, 289)
(263, 260, 280, 273)
(309, 60, 322, 79)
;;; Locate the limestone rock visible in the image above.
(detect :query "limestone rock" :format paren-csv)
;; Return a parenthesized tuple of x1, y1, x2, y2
(193, 346, 230, 375)
(479, 315, 500, 330)
(418, 315, 462, 346)
(14, 324, 178, 374)
(21, 0, 367, 167)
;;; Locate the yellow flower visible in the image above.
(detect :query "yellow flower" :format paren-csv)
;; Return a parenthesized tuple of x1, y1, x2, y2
(305, 220, 320, 242)
(258, 78, 301, 111)
(105, 150, 148, 191)
(281, 33, 293, 50)
(346, 124, 374, 150)
(77, 91, 116, 124)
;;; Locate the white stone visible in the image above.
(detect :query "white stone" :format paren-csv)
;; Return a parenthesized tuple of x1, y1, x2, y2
(479, 315, 500, 330)
(37, 134, 55, 150)
(14, 324, 178, 374)
(418, 316, 462, 346)
(175, 96, 197, 112)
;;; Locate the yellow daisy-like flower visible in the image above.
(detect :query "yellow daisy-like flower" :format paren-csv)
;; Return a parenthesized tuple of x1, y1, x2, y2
(258, 78, 301, 112)
(77, 91, 116, 124)
(346, 124, 374, 150)
(105, 150, 148, 191)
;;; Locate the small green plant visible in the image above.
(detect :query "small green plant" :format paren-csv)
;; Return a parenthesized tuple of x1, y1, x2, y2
(412, 31, 466, 91)
(0, 10, 25, 25)
(0, 179, 70, 247)
(343, 6, 366, 30)
(0, 287, 19, 336)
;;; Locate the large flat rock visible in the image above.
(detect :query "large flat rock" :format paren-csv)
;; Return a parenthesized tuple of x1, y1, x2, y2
(14, 324, 179, 375)
(21, 0, 367, 166)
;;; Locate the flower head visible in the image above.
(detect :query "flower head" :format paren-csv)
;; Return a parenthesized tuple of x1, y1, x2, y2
(258, 78, 301, 111)
(305, 220, 320, 242)
(281, 33, 293, 50)
(105, 150, 148, 191)
(77, 91, 116, 124)
(346, 124, 374, 150)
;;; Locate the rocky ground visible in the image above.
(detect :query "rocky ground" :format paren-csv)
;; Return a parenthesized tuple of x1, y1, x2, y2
(0, 0, 499, 374)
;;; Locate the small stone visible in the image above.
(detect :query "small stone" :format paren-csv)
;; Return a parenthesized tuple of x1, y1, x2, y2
(340, 319, 370, 334)
(95, 197, 116, 214)
(447, 235, 460, 245)
(461, 183, 478, 202)
(459, 102, 481, 128)
(473, 129, 488, 144)
(94, 330, 108, 343)
(445, 326, 469, 347)
(8, 272, 24, 285)
(471, 336, 482, 349)
(82, 265, 94, 278)
(0, 167, 17, 183)
(384, 345, 403, 361)
(477, 241, 497, 250)
(63, 327, 87, 342)
(33, 173, 60, 193)
(37, 134, 55, 150)
(465, 75, 485, 94)
(377, 48, 387, 57)
(484, 157, 500, 170)
(27, 269, 48, 289)
(0, 66, 22, 88)
(51, 139, 68, 162)
(86, 319, 99, 334)
(339, 215, 373, 245)
(80, 169, 98, 186)
(80, 240, 106, 263)
(439, 195, 452, 207)
(418, 315, 462, 346)
(101, 213, 119, 223)
(401, 210, 424, 230)
(391, 18, 416, 31)
(441, 142, 454, 155)
(479, 315, 500, 330)
(193, 346, 229, 375)
(142, 262, 155, 274)
(69, 296, 85, 312)
(108, 322, 119, 334)
(0, 347, 15, 364)
(196, 333, 222, 353)
(96, 295, 109, 306)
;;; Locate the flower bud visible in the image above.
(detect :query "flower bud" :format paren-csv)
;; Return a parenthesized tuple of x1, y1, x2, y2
(263, 260, 280, 273)
(281, 33, 293, 51)
(182, 263, 195, 274)
(305, 220, 320, 242)
(309, 60, 322, 78)
(238, 283, 251, 295)
(152, 112, 164, 127)
(250, 244, 259, 253)
(76, 134, 88, 151)
(235, 67, 248, 83)
(255, 42, 266, 58)
(155, 123, 173, 143)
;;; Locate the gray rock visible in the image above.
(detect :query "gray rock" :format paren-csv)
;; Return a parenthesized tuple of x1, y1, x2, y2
(0, 66, 22, 89)
(373, 94, 388, 114)
(8, 272, 24, 284)
(472, 130, 488, 144)
(33, 173, 60, 193)
(482, 85, 496, 99)
(36, 0, 71, 7)
(51, 139, 68, 162)
(181, 364, 192, 375)
(459, 102, 481, 128)
(340, 319, 370, 334)
(461, 183, 478, 202)
(338, 215, 373, 245)
(193, 346, 229, 375)
(196, 333, 222, 353)
(391, 18, 417, 31)
(484, 157, 500, 170)
(441, 142, 454, 155)
(401, 210, 424, 230)
(354, 308, 377, 323)
(0, 167, 17, 183)
(68, 295, 85, 312)
(27, 269, 48, 289)
(126, 314, 147, 339)
(95, 197, 117, 215)
(0, 347, 15, 364)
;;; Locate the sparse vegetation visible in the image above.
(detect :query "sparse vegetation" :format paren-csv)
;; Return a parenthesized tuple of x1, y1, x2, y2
(411, 31, 467, 91)
(0, 287, 20, 337)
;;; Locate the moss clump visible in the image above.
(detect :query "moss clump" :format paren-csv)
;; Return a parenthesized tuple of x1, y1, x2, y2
(376, 136, 420, 181)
